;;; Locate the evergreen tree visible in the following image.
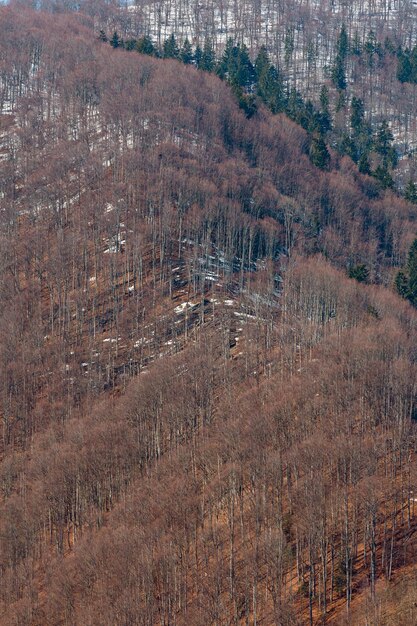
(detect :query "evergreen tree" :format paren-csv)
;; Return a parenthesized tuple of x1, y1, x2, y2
(254, 46, 270, 81)
(395, 270, 410, 299)
(348, 264, 369, 283)
(373, 165, 394, 189)
(163, 34, 179, 59)
(235, 44, 255, 89)
(301, 100, 319, 133)
(331, 24, 348, 90)
(194, 45, 203, 69)
(318, 85, 332, 134)
(405, 180, 417, 204)
(124, 39, 137, 51)
(99, 30, 107, 43)
(110, 31, 120, 49)
(407, 238, 417, 305)
(340, 133, 358, 162)
(286, 88, 305, 123)
(255, 46, 281, 110)
(350, 96, 364, 133)
(358, 153, 371, 175)
(258, 65, 285, 113)
(180, 38, 193, 64)
(411, 46, 417, 83)
(136, 36, 156, 56)
(217, 38, 235, 79)
(332, 58, 346, 90)
(364, 30, 381, 67)
(231, 83, 257, 118)
(338, 23, 349, 59)
(309, 134, 330, 169)
(374, 121, 397, 168)
(200, 39, 215, 72)
(396, 238, 417, 306)
(397, 48, 412, 83)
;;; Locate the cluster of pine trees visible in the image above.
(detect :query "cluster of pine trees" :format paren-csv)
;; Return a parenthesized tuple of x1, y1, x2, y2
(103, 29, 409, 192)
(396, 238, 417, 306)
(397, 45, 417, 84)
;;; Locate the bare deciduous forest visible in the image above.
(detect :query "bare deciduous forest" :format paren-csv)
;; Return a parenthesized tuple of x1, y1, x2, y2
(0, 2, 417, 625)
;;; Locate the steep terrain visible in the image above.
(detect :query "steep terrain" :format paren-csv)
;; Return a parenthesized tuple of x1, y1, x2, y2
(0, 5, 417, 625)
(79, 0, 417, 182)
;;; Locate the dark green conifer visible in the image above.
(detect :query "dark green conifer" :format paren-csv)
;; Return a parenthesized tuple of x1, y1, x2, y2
(350, 96, 364, 133)
(180, 38, 193, 64)
(136, 36, 155, 56)
(200, 39, 215, 72)
(397, 48, 412, 83)
(163, 34, 179, 59)
(405, 180, 417, 204)
(110, 31, 120, 49)
(194, 44, 203, 69)
(309, 135, 330, 169)
(407, 238, 417, 305)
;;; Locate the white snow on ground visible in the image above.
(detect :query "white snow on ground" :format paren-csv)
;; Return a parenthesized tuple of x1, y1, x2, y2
(174, 301, 197, 314)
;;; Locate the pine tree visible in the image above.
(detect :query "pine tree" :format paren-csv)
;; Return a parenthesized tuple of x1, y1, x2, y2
(358, 153, 371, 175)
(395, 270, 409, 299)
(163, 34, 179, 59)
(318, 85, 332, 134)
(259, 65, 285, 113)
(124, 39, 137, 51)
(286, 88, 305, 123)
(338, 24, 349, 60)
(350, 97, 364, 133)
(332, 60, 347, 90)
(199, 39, 215, 72)
(396, 238, 417, 306)
(110, 31, 120, 49)
(397, 48, 412, 83)
(364, 30, 381, 68)
(254, 47, 286, 112)
(99, 30, 107, 43)
(348, 264, 369, 283)
(340, 133, 358, 162)
(235, 44, 255, 89)
(405, 180, 417, 204)
(180, 39, 193, 64)
(217, 38, 235, 79)
(407, 238, 417, 305)
(136, 36, 155, 56)
(301, 100, 319, 133)
(194, 45, 203, 69)
(309, 134, 330, 169)
(332, 24, 349, 90)
(373, 165, 394, 189)
(375, 121, 397, 168)
(411, 46, 417, 83)
(254, 46, 270, 81)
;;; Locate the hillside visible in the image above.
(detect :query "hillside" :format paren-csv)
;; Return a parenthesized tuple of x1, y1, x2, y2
(0, 4, 417, 626)
(69, 0, 417, 185)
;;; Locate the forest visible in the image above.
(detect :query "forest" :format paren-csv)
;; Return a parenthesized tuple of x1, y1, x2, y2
(0, 1, 417, 625)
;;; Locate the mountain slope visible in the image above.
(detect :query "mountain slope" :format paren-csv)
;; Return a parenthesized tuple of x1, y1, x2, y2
(0, 6, 417, 626)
